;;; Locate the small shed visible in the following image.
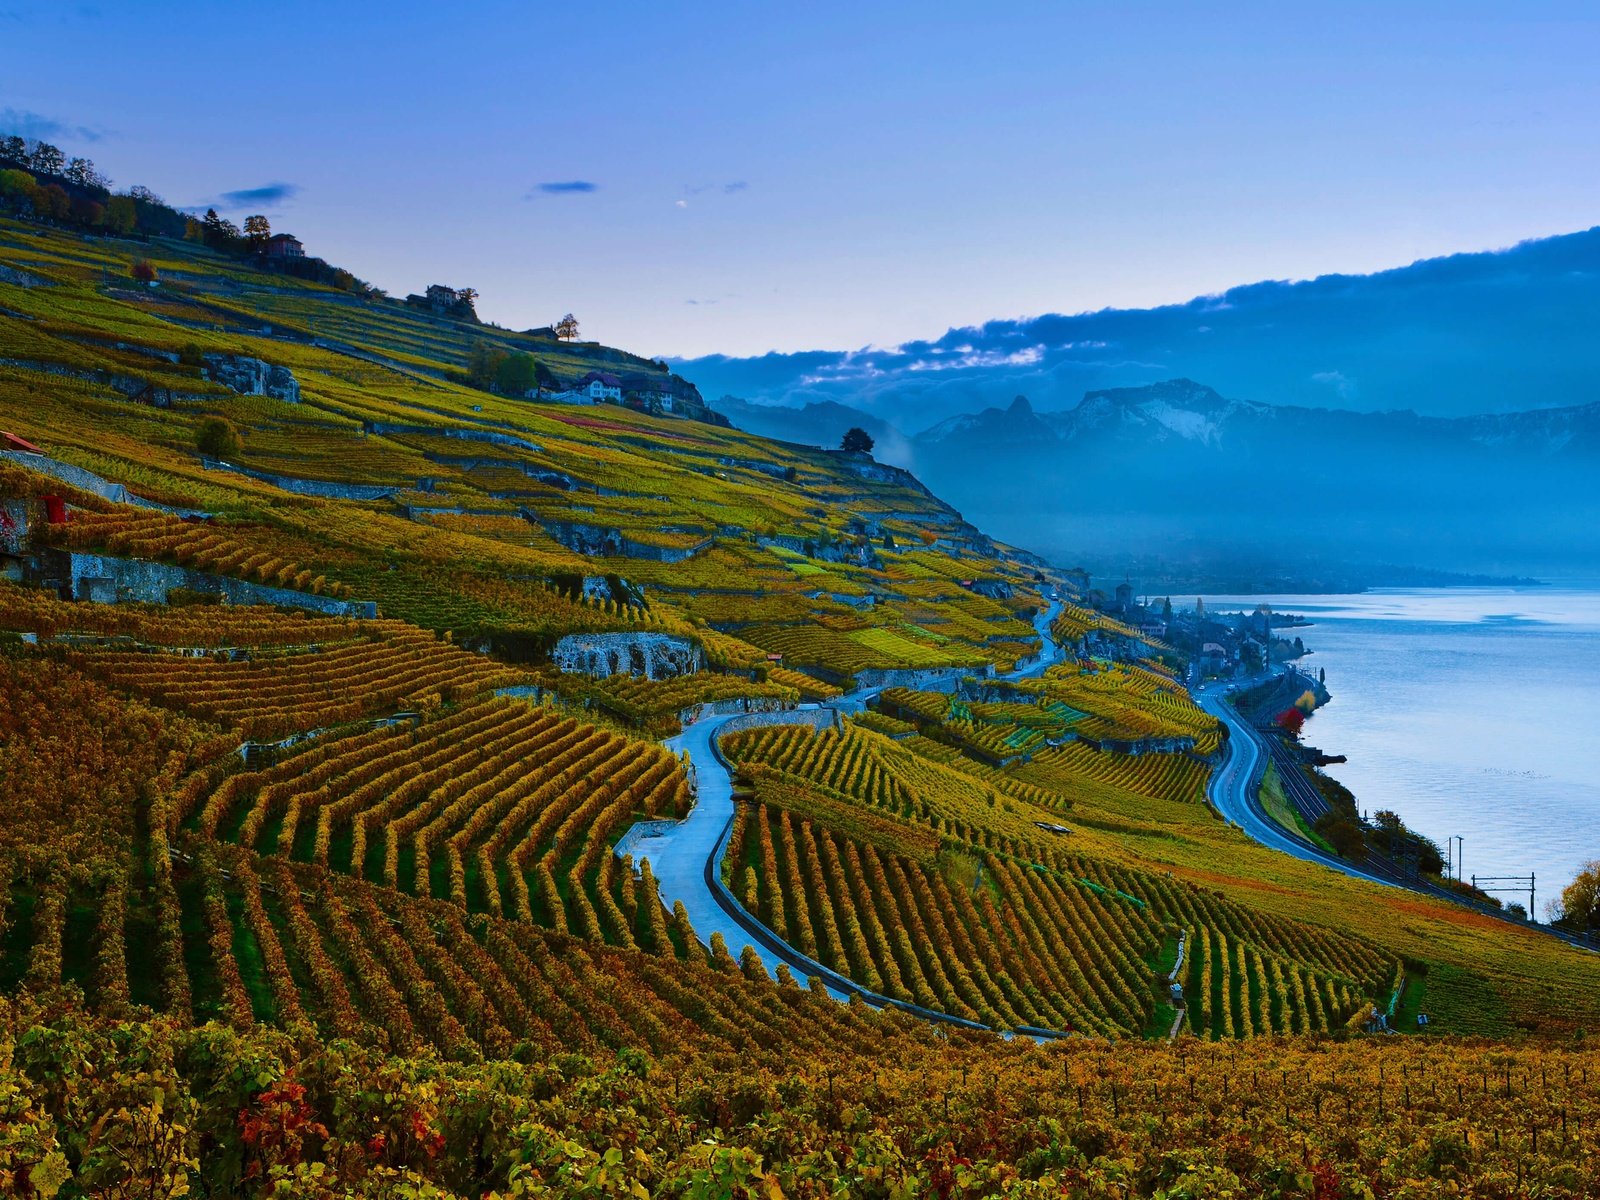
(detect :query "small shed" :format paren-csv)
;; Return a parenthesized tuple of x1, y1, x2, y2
(2, 431, 44, 454)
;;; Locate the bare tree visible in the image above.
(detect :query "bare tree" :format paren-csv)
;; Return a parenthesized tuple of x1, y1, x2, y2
(554, 313, 580, 341)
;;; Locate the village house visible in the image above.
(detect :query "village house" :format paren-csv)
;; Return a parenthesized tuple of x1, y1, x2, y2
(575, 371, 623, 403)
(265, 233, 304, 259)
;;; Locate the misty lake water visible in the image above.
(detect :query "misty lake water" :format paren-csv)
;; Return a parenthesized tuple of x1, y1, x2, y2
(1195, 585, 1600, 906)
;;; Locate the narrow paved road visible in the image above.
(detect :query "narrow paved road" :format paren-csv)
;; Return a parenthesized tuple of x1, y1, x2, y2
(1199, 672, 1600, 956)
(618, 597, 1065, 981)
(1195, 675, 1397, 888)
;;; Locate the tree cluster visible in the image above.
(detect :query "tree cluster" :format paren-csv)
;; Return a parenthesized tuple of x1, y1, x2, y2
(0, 135, 188, 237)
(465, 342, 541, 394)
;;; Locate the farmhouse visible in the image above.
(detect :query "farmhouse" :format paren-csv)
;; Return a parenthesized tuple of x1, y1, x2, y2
(575, 371, 623, 403)
(265, 233, 304, 259)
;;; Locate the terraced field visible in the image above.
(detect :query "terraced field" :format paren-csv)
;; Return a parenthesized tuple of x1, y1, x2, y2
(4, 203, 1600, 1198)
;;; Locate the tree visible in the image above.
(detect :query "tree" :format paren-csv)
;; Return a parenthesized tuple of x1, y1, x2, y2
(242, 214, 272, 252)
(69, 195, 103, 226)
(1556, 861, 1600, 932)
(466, 341, 508, 389)
(129, 259, 158, 284)
(455, 286, 479, 311)
(0, 135, 25, 164)
(195, 417, 242, 460)
(27, 140, 65, 176)
(104, 194, 137, 235)
(1315, 815, 1366, 860)
(841, 427, 875, 454)
(495, 352, 537, 395)
(201, 207, 239, 249)
(554, 313, 580, 341)
(0, 168, 36, 203)
(1274, 707, 1305, 738)
(65, 157, 107, 189)
(37, 183, 70, 219)
(1162, 596, 1173, 620)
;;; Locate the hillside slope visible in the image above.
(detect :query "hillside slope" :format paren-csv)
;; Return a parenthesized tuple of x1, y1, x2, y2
(3, 213, 1599, 1195)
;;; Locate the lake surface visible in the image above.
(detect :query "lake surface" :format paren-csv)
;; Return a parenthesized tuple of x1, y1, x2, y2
(1194, 585, 1600, 909)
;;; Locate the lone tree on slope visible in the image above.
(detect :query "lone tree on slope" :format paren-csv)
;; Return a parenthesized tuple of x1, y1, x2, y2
(554, 313, 580, 341)
(195, 416, 243, 460)
(841, 427, 875, 454)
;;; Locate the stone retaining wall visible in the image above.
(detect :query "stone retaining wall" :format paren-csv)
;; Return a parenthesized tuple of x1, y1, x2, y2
(678, 695, 796, 727)
(714, 708, 839, 738)
(854, 663, 993, 692)
(58, 552, 377, 618)
(202, 459, 396, 501)
(550, 632, 703, 680)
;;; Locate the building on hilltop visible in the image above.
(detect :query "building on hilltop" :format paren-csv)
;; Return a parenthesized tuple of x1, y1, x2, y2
(403, 284, 480, 322)
(265, 233, 304, 259)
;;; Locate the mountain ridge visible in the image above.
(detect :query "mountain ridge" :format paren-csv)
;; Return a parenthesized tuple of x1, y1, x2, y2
(677, 223, 1600, 429)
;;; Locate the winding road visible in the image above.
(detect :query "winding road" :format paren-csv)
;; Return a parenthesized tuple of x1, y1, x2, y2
(615, 597, 1065, 1009)
(1194, 675, 1397, 888)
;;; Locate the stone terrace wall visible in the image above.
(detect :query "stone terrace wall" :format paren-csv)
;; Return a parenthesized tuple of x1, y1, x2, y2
(550, 632, 703, 680)
(61, 552, 377, 618)
(715, 707, 839, 738)
(855, 663, 993, 692)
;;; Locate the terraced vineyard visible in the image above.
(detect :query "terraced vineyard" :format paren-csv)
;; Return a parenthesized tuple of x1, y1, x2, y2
(70, 625, 525, 740)
(718, 720, 1399, 1037)
(5, 193, 1600, 1196)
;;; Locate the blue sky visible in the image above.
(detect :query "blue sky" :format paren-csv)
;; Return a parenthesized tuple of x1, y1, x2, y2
(5, 1, 1600, 358)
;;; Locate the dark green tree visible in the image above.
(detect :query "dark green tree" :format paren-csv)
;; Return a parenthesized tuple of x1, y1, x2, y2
(195, 416, 242, 460)
(102, 194, 136, 235)
(841, 427, 875, 454)
(495, 353, 538, 395)
(466, 341, 508, 389)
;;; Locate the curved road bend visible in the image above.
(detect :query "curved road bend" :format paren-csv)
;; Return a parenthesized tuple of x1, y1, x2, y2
(1195, 676, 1398, 888)
(1199, 674, 1600, 958)
(617, 597, 1065, 979)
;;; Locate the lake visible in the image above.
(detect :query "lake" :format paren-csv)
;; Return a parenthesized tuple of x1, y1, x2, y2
(1193, 585, 1600, 910)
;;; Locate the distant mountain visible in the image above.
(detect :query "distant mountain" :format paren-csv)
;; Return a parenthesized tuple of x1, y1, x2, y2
(918, 395, 1056, 448)
(906, 379, 1600, 576)
(915, 378, 1600, 457)
(674, 225, 1600, 431)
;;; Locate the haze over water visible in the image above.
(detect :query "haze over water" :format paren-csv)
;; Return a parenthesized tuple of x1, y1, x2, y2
(1196, 585, 1600, 907)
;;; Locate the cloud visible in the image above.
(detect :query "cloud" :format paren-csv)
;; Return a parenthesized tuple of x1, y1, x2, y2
(1311, 370, 1357, 401)
(675, 199, 688, 209)
(532, 180, 599, 195)
(0, 106, 105, 143)
(683, 181, 749, 196)
(216, 182, 299, 209)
